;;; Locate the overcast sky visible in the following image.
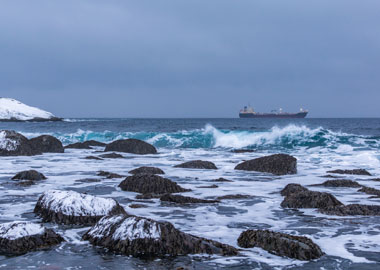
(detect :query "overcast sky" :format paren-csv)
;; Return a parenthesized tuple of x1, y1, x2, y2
(1, 0, 379, 118)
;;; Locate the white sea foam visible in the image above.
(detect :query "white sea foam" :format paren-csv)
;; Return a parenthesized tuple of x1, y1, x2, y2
(0, 221, 45, 240)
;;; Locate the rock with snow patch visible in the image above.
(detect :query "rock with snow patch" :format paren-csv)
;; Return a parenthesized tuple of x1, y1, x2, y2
(160, 194, 220, 204)
(12, 170, 47, 181)
(34, 190, 127, 225)
(82, 215, 238, 257)
(0, 130, 40, 156)
(0, 221, 64, 255)
(235, 154, 297, 175)
(237, 229, 323, 261)
(129, 166, 165, 175)
(105, 139, 157, 155)
(174, 160, 217, 170)
(327, 169, 371, 176)
(29, 135, 64, 153)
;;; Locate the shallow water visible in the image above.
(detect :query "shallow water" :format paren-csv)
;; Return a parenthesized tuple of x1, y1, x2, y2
(1, 118, 380, 269)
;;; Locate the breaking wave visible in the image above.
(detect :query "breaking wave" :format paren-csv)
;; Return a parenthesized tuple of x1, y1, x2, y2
(20, 124, 380, 150)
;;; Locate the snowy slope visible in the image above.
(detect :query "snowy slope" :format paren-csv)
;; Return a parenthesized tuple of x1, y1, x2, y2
(0, 98, 59, 121)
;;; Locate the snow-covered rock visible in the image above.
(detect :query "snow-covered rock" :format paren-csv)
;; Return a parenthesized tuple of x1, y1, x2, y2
(0, 221, 63, 255)
(0, 98, 61, 121)
(0, 130, 41, 156)
(34, 190, 127, 225)
(83, 214, 239, 257)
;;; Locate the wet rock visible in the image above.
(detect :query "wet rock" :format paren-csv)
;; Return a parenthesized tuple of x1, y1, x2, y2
(280, 184, 309, 197)
(135, 193, 162, 199)
(312, 180, 361, 188)
(160, 194, 220, 204)
(29, 135, 64, 153)
(129, 204, 148, 209)
(174, 160, 217, 170)
(99, 153, 124, 159)
(371, 178, 380, 182)
(34, 190, 127, 225)
(65, 140, 106, 149)
(0, 221, 64, 255)
(97, 171, 124, 179)
(15, 180, 35, 187)
(217, 194, 252, 200)
(358, 186, 380, 197)
(105, 139, 157, 155)
(327, 169, 371, 176)
(197, 184, 219, 188)
(119, 174, 190, 194)
(237, 229, 323, 260)
(75, 178, 101, 183)
(129, 166, 165, 175)
(82, 215, 238, 257)
(320, 174, 340, 178)
(235, 154, 297, 175)
(212, 177, 233, 182)
(281, 185, 343, 209)
(12, 170, 47, 181)
(231, 149, 256, 153)
(319, 204, 380, 216)
(85, 156, 103, 160)
(0, 130, 40, 156)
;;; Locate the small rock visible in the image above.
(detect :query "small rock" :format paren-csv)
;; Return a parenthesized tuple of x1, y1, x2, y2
(235, 154, 297, 175)
(105, 139, 157, 155)
(197, 184, 219, 188)
(327, 169, 371, 176)
(312, 180, 361, 188)
(319, 204, 380, 216)
(85, 156, 103, 160)
(99, 153, 124, 159)
(212, 178, 233, 182)
(75, 178, 101, 183)
(135, 193, 162, 199)
(160, 194, 220, 204)
(65, 140, 106, 149)
(174, 160, 217, 170)
(129, 204, 148, 209)
(97, 171, 124, 179)
(12, 170, 47, 181)
(358, 186, 380, 197)
(237, 229, 324, 260)
(217, 194, 252, 200)
(231, 149, 256, 153)
(119, 174, 190, 194)
(0, 221, 64, 255)
(129, 166, 165, 175)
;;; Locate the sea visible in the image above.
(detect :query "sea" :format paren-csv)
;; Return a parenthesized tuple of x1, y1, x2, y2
(1, 118, 380, 270)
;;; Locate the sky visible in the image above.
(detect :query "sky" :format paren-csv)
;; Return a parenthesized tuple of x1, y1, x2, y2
(1, 0, 380, 118)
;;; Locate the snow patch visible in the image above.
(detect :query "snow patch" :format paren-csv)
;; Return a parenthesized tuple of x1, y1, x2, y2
(0, 131, 19, 151)
(87, 215, 161, 241)
(0, 221, 45, 240)
(0, 98, 55, 121)
(39, 190, 119, 216)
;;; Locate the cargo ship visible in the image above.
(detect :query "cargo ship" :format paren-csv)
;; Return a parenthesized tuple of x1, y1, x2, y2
(239, 106, 308, 118)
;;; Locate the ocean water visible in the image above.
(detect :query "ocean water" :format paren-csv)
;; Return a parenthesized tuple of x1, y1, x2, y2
(1, 118, 380, 270)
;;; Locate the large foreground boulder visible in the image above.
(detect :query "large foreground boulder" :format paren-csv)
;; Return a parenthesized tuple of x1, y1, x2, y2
(34, 190, 127, 225)
(119, 174, 190, 194)
(0, 130, 40, 156)
(319, 204, 380, 216)
(281, 185, 343, 209)
(235, 154, 297, 175)
(65, 140, 106, 149)
(237, 230, 323, 261)
(29, 135, 64, 153)
(327, 169, 371, 176)
(129, 166, 165, 175)
(0, 221, 64, 255)
(12, 170, 47, 181)
(174, 160, 217, 170)
(82, 215, 238, 257)
(160, 194, 220, 204)
(105, 139, 157, 155)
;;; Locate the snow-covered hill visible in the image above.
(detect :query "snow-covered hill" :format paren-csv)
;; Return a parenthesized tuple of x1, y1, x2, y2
(0, 98, 61, 121)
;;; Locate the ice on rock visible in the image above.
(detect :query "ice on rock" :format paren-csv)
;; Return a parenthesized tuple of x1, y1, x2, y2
(0, 221, 45, 240)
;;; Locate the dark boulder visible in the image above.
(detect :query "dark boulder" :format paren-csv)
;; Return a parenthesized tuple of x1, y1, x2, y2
(65, 140, 106, 149)
(0, 130, 40, 156)
(327, 169, 371, 176)
(12, 170, 47, 181)
(29, 135, 64, 153)
(319, 204, 380, 216)
(99, 153, 124, 159)
(312, 179, 361, 188)
(280, 184, 308, 197)
(235, 154, 297, 175)
(34, 190, 127, 225)
(0, 221, 64, 255)
(129, 166, 165, 175)
(119, 174, 190, 194)
(174, 160, 217, 170)
(358, 186, 380, 197)
(281, 186, 343, 209)
(82, 215, 238, 257)
(160, 194, 220, 204)
(105, 139, 157, 155)
(237, 229, 323, 261)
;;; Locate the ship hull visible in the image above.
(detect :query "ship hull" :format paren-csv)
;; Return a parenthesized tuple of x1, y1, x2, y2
(239, 112, 308, 118)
